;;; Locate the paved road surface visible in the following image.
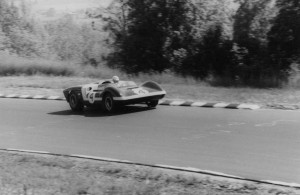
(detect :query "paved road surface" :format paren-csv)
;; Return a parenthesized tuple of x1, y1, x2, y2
(0, 98, 299, 184)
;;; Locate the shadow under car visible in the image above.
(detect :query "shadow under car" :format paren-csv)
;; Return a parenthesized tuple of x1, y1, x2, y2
(48, 105, 156, 117)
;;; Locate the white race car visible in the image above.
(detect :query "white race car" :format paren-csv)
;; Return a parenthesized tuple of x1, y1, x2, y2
(63, 78, 166, 113)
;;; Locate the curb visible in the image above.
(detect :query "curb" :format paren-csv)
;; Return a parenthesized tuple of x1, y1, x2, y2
(159, 99, 260, 110)
(0, 93, 260, 110)
(0, 94, 65, 101)
(0, 148, 299, 189)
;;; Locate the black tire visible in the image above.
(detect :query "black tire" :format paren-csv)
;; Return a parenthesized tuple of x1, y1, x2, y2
(69, 92, 84, 111)
(102, 93, 115, 113)
(147, 100, 159, 108)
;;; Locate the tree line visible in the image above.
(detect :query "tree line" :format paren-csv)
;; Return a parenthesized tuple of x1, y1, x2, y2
(101, 0, 300, 87)
(1, 0, 299, 87)
(0, 0, 105, 65)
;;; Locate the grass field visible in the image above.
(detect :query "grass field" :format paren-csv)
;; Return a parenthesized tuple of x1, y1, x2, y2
(0, 151, 299, 195)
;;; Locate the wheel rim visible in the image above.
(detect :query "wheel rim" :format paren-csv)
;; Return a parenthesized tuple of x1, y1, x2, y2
(70, 95, 77, 108)
(105, 96, 113, 111)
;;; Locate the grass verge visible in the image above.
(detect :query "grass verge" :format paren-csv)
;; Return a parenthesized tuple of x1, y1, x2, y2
(0, 151, 299, 195)
(0, 54, 74, 76)
(1, 75, 300, 109)
(1, 54, 300, 109)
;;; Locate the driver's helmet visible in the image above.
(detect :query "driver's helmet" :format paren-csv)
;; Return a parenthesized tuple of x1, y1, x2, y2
(112, 76, 119, 83)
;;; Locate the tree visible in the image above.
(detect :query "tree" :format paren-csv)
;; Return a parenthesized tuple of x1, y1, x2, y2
(232, 0, 277, 85)
(0, 28, 8, 51)
(268, 0, 300, 69)
(45, 15, 106, 64)
(103, 0, 197, 74)
(233, 0, 274, 49)
(0, 0, 19, 32)
(193, 0, 237, 39)
(0, 0, 18, 52)
(0, 0, 49, 57)
(250, 0, 277, 45)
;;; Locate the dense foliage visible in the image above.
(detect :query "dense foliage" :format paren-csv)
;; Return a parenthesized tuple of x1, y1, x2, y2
(101, 0, 300, 87)
(0, 0, 105, 65)
(268, 0, 300, 74)
(0, 0, 299, 87)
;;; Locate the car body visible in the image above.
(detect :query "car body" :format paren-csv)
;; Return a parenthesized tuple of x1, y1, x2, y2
(63, 79, 166, 112)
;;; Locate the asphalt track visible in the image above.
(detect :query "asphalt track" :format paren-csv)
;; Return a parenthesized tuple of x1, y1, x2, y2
(0, 98, 300, 185)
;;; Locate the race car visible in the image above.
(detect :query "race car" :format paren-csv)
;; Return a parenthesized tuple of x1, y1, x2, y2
(63, 76, 166, 113)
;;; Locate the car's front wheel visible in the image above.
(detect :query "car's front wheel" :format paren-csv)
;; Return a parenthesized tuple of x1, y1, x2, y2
(147, 100, 159, 108)
(102, 93, 115, 113)
(69, 91, 84, 111)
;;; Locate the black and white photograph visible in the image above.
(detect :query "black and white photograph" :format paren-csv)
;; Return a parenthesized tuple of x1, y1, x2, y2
(0, 0, 299, 194)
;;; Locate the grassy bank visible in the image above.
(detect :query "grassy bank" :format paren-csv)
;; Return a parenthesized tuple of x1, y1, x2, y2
(1, 75, 300, 109)
(0, 53, 201, 83)
(1, 54, 300, 109)
(0, 54, 73, 76)
(0, 151, 298, 195)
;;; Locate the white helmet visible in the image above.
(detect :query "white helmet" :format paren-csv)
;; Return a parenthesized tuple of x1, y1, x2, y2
(112, 76, 119, 83)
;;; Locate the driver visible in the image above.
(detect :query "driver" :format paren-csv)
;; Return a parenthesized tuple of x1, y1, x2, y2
(112, 76, 120, 84)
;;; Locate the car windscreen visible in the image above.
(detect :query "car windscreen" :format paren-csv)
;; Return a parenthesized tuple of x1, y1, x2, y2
(118, 81, 137, 88)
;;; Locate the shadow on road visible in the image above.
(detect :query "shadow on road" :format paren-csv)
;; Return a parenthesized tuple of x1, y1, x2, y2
(48, 105, 155, 117)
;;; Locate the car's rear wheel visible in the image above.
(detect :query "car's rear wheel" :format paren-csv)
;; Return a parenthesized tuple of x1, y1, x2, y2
(147, 100, 159, 108)
(69, 92, 84, 111)
(102, 93, 115, 113)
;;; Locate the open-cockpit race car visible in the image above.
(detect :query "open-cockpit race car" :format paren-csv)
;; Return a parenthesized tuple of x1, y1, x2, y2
(63, 76, 166, 113)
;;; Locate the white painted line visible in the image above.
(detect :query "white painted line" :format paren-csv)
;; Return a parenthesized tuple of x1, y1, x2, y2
(170, 100, 186, 106)
(199, 169, 244, 179)
(263, 180, 300, 188)
(33, 95, 46, 99)
(237, 104, 260, 110)
(6, 148, 50, 154)
(19, 95, 31, 99)
(181, 167, 202, 172)
(213, 103, 230, 108)
(155, 164, 185, 170)
(156, 164, 244, 179)
(72, 154, 129, 162)
(5, 94, 18, 98)
(191, 102, 207, 107)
